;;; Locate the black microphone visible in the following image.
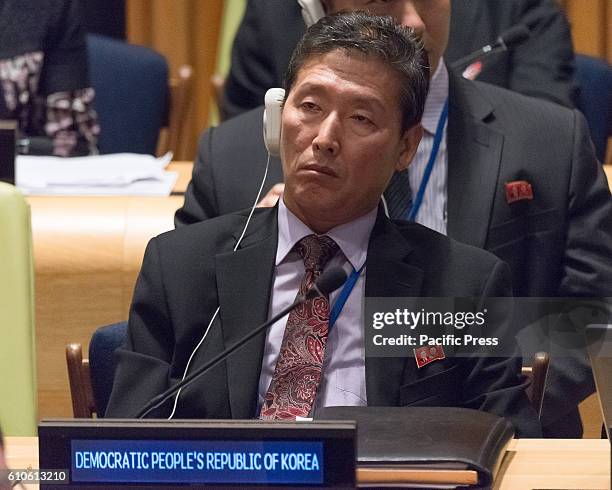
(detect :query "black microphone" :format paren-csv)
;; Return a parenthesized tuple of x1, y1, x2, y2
(450, 24, 530, 71)
(305, 266, 346, 300)
(136, 266, 348, 418)
(498, 24, 530, 48)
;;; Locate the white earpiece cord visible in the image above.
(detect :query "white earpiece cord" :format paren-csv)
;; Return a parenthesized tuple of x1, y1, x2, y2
(168, 152, 272, 419)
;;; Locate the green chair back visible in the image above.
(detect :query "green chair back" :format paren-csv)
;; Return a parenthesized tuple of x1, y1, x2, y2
(0, 182, 37, 436)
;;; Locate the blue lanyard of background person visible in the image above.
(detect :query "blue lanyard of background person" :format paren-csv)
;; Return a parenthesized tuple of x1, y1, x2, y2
(329, 263, 366, 330)
(406, 98, 449, 221)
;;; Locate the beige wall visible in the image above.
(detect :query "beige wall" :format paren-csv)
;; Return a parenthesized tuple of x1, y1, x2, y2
(561, 0, 611, 61)
(126, 0, 224, 160)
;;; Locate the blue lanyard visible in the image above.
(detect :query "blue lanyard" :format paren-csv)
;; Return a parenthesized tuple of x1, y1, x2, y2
(406, 99, 449, 221)
(329, 264, 365, 330)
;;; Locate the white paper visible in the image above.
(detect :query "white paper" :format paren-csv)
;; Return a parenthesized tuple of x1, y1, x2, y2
(16, 152, 177, 196)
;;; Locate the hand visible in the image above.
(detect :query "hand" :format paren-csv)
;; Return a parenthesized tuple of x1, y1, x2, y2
(257, 183, 284, 207)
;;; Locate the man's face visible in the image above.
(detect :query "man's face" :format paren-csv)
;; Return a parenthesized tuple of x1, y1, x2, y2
(325, 0, 450, 73)
(281, 50, 422, 233)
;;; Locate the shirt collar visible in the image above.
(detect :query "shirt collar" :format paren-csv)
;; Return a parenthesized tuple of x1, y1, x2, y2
(421, 60, 449, 135)
(276, 197, 377, 271)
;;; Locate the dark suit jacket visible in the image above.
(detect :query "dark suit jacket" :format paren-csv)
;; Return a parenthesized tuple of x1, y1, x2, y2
(175, 72, 612, 436)
(222, 0, 577, 119)
(107, 206, 541, 437)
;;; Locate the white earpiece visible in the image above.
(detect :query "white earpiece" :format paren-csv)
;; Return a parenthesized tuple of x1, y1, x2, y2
(263, 88, 285, 156)
(297, 0, 326, 27)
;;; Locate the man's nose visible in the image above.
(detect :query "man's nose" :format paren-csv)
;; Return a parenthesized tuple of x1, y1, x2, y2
(312, 114, 341, 157)
(398, 1, 426, 37)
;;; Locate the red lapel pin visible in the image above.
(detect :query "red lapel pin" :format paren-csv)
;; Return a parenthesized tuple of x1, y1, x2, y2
(414, 345, 445, 368)
(505, 180, 533, 204)
(462, 60, 483, 80)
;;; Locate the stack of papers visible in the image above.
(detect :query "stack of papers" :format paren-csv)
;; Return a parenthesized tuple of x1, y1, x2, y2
(16, 153, 177, 196)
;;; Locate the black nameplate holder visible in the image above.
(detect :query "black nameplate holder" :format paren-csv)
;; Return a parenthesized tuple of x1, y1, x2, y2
(38, 418, 356, 489)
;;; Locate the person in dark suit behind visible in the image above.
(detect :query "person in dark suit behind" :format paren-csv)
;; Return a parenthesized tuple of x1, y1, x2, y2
(107, 12, 540, 437)
(0, 0, 99, 156)
(221, 0, 577, 120)
(175, 0, 612, 438)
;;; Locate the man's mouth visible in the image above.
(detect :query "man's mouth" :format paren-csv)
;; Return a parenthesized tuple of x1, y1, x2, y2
(299, 164, 338, 177)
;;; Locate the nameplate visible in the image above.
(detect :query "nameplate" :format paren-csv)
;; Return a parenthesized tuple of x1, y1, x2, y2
(38, 419, 356, 488)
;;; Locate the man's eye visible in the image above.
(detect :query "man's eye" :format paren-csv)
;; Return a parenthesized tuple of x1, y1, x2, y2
(301, 102, 319, 111)
(352, 114, 372, 124)
(367, 0, 395, 6)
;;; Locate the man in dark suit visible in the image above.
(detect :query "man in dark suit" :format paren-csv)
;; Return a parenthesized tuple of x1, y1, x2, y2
(107, 13, 540, 437)
(176, 0, 612, 437)
(221, 0, 577, 120)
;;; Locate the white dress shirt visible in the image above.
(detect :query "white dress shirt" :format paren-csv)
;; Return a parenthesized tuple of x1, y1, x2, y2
(257, 199, 377, 413)
(408, 61, 450, 235)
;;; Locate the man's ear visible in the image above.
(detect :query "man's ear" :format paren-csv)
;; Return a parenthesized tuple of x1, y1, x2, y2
(396, 124, 424, 172)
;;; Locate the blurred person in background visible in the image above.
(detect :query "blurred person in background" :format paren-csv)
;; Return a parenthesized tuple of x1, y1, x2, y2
(220, 0, 577, 120)
(0, 0, 99, 156)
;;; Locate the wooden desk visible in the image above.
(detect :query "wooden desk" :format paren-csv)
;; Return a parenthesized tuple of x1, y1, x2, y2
(4, 437, 610, 489)
(495, 438, 610, 489)
(30, 162, 192, 418)
(28, 163, 612, 420)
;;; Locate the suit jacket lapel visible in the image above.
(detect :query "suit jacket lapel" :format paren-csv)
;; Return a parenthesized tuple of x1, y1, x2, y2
(364, 212, 425, 406)
(447, 71, 504, 249)
(214, 207, 278, 418)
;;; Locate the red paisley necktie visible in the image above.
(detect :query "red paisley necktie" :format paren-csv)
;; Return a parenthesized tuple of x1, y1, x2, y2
(260, 234, 339, 420)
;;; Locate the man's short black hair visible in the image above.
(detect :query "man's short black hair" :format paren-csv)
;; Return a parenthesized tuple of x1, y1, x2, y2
(284, 11, 429, 133)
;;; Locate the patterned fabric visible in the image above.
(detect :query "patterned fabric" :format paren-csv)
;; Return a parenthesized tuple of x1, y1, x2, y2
(0, 51, 44, 127)
(46, 88, 99, 156)
(260, 234, 339, 420)
(0, 51, 99, 157)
